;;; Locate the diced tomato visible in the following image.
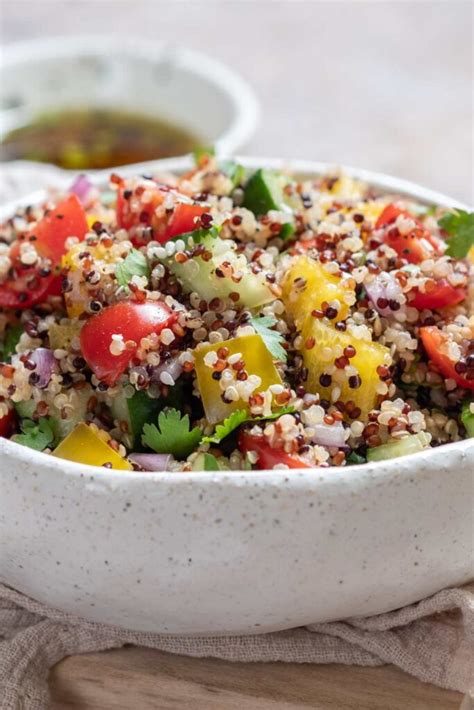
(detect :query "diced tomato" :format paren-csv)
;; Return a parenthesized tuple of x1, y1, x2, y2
(239, 430, 313, 469)
(0, 408, 15, 438)
(410, 280, 466, 311)
(80, 301, 177, 385)
(420, 326, 474, 391)
(376, 203, 444, 264)
(164, 203, 209, 240)
(0, 195, 88, 310)
(116, 184, 166, 235)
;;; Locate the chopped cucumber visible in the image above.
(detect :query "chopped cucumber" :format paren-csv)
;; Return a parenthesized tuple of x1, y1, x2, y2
(111, 388, 162, 447)
(367, 432, 431, 462)
(461, 401, 474, 437)
(243, 169, 285, 216)
(168, 231, 274, 308)
(191, 452, 229, 471)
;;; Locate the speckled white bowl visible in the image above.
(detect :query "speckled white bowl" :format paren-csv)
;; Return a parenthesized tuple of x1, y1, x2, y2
(1, 158, 473, 634)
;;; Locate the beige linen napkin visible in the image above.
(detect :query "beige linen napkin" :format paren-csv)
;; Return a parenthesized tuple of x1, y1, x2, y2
(0, 582, 473, 710)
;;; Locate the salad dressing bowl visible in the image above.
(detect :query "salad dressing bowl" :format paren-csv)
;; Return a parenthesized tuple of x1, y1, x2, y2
(0, 158, 473, 634)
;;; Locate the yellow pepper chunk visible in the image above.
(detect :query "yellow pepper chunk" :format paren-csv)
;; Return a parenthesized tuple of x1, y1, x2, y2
(282, 256, 355, 323)
(194, 334, 283, 425)
(300, 318, 391, 419)
(52, 423, 132, 470)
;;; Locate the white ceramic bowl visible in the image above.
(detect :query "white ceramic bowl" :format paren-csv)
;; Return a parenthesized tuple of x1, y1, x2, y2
(0, 158, 472, 635)
(0, 36, 259, 159)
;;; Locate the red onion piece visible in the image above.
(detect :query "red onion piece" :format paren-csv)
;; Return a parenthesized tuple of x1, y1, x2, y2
(128, 453, 173, 471)
(311, 422, 348, 449)
(30, 348, 58, 389)
(150, 356, 183, 385)
(70, 175, 93, 204)
(365, 273, 404, 316)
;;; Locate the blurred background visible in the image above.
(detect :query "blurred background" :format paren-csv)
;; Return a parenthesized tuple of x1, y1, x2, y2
(0, 0, 472, 202)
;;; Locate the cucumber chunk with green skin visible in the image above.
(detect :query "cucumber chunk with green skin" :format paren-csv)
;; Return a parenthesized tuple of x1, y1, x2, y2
(461, 401, 474, 437)
(168, 232, 274, 308)
(111, 389, 162, 448)
(367, 432, 431, 462)
(243, 169, 285, 216)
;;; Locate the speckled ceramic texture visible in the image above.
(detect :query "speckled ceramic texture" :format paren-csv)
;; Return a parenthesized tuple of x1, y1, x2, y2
(1, 159, 473, 634)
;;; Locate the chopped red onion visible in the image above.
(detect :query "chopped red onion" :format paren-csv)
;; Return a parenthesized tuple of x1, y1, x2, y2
(128, 453, 173, 471)
(311, 421, 348, 449)
(365, 273, 404, 317)
(30, 348, 58, 389)
(150, 356, 183, 385)
(70, 175, 93, 204)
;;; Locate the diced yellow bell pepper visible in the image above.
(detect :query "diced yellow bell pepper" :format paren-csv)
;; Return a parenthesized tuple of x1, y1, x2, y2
(52, 423, 132, 470)
(48, 322, 82, 351)
(300, 318, 391, 418)
(194, 334, 283, 425)
(282, 256, 355, 324)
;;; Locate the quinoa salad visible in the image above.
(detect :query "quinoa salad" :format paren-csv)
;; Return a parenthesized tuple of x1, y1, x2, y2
(0, 154, 473, 472)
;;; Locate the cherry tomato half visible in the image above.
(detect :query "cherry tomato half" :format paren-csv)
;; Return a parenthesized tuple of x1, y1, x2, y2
(376, 204, 443, 264)
(0, 195, 88, 310)
(0, 408, 15, 438)
(80, 301, 177, 386)
(420, 326, 474, 391)
(164, 203, 209, 240)
(410, 279, 466, 311)
(239, 430, 313, 469)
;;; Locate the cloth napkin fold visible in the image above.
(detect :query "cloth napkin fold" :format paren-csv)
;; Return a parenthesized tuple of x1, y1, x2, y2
(0, 582, 473, 710)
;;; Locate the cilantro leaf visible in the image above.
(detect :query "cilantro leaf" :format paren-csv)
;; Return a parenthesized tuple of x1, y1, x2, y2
(438, 210, 474, 259)
(201, 409, 248, 444)
(249, 315, 287, 362)
(1, 325, 23, 361)
(346, 451, 366, 465)
(279, 222, 295, 240)
(219, 160, 246, 187)
(116, 249, 150, 289)
(12, 417, 54, 452)
(203, 453, 220, 471)
(202, 405, 295, 445)
(142, 408, 202, 459)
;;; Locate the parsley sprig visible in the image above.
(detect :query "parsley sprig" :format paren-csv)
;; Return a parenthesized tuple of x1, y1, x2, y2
(12, 417, 54, 452)
(142, 408, 202, 460)
(438, 210, 474, 259)
(248, 315, 287, 362)
(116, 249, 150, 289)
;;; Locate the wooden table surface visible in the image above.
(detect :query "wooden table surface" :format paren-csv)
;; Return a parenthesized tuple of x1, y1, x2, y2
(49, 646, 464, 710)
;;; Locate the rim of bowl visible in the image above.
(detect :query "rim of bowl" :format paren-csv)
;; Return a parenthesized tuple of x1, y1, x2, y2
(1, 156, 472, 483)
(0, 35, 260, 157)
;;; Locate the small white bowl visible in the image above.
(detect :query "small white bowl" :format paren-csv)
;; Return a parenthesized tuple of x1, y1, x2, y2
(0, 35, 259, 160)
(0, 158, 472, 635)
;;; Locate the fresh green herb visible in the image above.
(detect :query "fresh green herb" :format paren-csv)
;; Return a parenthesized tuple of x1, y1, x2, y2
(203, 453, 220, 471)
(1, 325, 23, 360)
(249, 315, 287, 362)
(12, 417, 55, 452)
(438, 209, 474, 259)
(202, 406, 295, 445)
(116, 249, 150, 289)
(193, 146, 215, 163)
(142, 408, 202, 459)
(461, 401, 474, 438)
(279, 222, 295, 240)
(346, 451, 366, 465)
(201, 410, 248, 445)
(219, 160, 246, 187)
